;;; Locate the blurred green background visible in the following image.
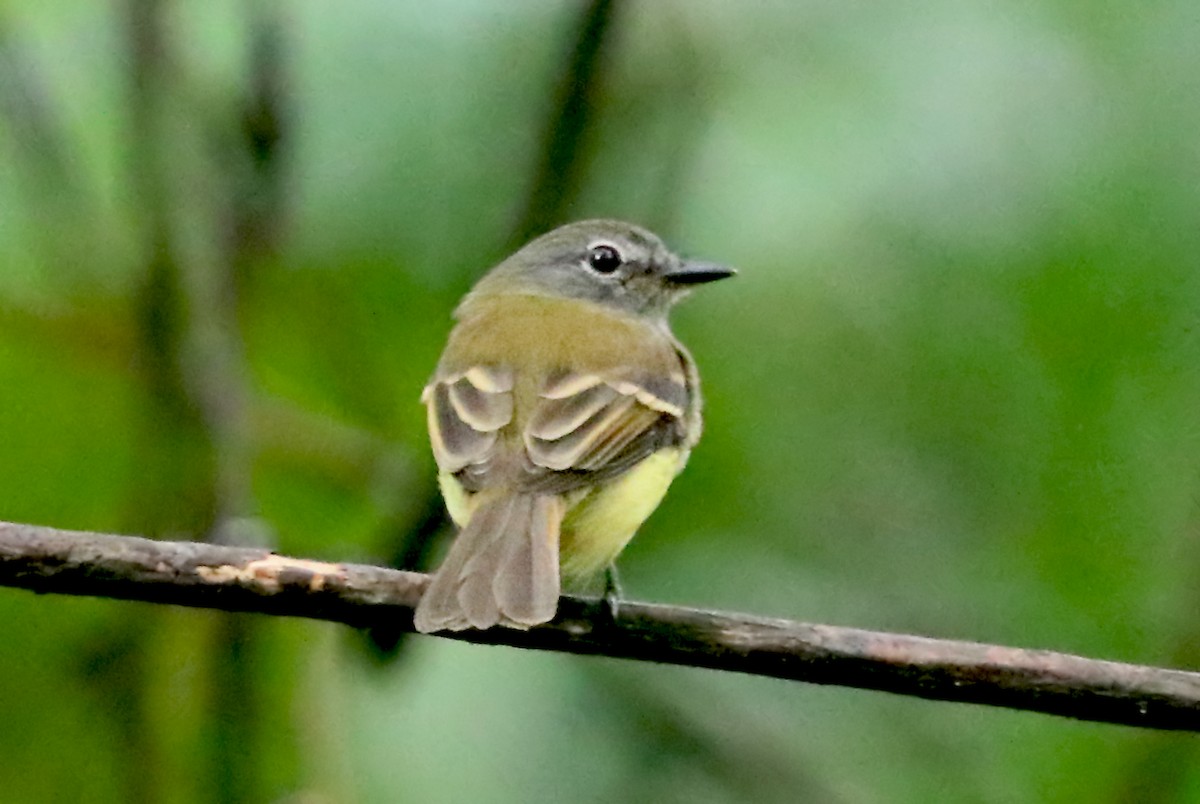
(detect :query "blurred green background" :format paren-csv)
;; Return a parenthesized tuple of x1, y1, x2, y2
(2, 0, 1199, 801)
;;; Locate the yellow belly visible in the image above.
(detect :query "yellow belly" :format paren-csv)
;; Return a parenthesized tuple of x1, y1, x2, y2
(438, 471, 474, 528)
(559, 448, 686, 581)
(437, 447, 687, 583)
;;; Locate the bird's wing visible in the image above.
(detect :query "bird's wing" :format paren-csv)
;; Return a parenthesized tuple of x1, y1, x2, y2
(521, 369, 689, 494)
(424, 363, 691, 496)
(422, 365, 514, 491)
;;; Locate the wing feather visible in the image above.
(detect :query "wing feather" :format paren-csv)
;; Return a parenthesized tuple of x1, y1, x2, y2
(526, 383, 620, 441)
(521, 372, 688, 493)
(527, 394, 637, 471)
(424, 364, 689, 495)
(449, 376, 512, 432)
(424, 366, 513, 475)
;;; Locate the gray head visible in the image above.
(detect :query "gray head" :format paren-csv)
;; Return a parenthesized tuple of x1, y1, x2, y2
(464, 219, 734, 320)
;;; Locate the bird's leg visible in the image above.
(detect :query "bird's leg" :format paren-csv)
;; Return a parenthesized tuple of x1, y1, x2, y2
(602, 563, 622, 623)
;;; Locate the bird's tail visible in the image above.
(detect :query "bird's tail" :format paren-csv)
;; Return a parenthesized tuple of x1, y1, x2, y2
(413, 492, 564, 633)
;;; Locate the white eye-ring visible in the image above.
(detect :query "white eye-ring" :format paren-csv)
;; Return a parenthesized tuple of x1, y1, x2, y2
(585, 242, 623, 274)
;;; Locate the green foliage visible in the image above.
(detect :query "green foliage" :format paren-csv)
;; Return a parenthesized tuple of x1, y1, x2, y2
(1, 1, 1198, 801)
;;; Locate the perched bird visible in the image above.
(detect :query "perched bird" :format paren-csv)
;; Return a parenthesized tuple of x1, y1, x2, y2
(414, 219, 733, 633)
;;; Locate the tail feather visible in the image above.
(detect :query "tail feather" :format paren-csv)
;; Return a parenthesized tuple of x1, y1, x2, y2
(494, 496, 563, 626)
(457, 496, 520, 628)
(414, 493, 562, 633)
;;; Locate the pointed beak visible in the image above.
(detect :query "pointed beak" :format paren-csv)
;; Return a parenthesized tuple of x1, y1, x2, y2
(663, 260, 737, 285)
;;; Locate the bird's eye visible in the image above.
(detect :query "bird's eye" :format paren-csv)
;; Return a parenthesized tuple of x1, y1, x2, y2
(586, 243, 623, 274)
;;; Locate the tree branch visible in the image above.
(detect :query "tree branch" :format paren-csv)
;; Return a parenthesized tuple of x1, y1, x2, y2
(511, 0, 619, 245)
(1, 520, 1196, 731)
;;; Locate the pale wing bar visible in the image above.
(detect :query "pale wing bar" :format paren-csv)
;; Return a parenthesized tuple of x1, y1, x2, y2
(523, 371, 688, 490)
(423, 366, 514, 475)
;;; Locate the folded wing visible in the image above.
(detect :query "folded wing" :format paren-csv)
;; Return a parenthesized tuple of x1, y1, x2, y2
(523, 370, 688, 493)
(425, 365, 689, 492)
(423, 365, 514, 490)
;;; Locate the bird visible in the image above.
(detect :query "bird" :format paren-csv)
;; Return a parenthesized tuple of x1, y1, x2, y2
(413, 219, 733, 633)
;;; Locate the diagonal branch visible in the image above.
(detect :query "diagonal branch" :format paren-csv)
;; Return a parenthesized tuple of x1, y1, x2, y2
(0, 519, 1197, 732)
(511, 0, 619, 246)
